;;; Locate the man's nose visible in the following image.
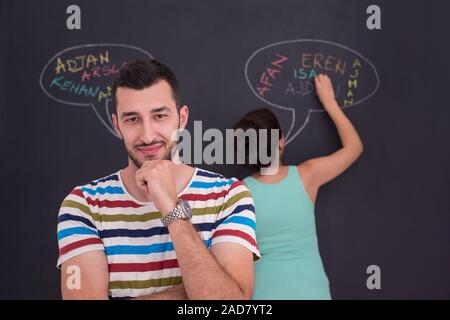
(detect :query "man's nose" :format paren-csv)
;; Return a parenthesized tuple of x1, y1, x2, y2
(139, 119, 156, 144)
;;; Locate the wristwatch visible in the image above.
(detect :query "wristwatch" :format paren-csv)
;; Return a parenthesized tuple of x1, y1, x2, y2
(161, 199, 193, 227)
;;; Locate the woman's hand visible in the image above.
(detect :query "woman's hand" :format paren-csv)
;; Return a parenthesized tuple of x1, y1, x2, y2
(314, 74, 337, 109)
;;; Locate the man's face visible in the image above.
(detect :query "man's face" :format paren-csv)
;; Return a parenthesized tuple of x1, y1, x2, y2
(112, 80, 188, 168)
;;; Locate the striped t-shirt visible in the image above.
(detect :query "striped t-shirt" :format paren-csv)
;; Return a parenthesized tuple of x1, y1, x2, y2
(57, 167, 260, 299)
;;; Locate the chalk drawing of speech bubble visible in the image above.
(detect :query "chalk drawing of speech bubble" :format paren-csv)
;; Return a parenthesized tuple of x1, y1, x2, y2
(245, 39, 379, 144)
(39, 44, 153, 137)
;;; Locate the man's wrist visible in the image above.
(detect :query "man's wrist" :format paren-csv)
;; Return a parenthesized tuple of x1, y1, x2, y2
(161, 200, 193, 227)
(159, 198, 179, 217)
(167, 217, 189, 230)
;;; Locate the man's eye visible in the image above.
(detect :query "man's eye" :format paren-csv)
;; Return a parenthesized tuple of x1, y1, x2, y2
(125, 117, 138, 123)
(155, 114, 167, 120)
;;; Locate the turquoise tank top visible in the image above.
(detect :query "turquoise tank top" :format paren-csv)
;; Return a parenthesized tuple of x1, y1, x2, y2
(244, 166, 331, 300)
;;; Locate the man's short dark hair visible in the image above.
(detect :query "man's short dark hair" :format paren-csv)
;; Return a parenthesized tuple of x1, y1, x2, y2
(111, 59, 181, 115)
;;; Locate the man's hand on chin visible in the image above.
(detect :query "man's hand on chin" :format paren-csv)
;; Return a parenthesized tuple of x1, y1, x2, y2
(135, 160, 179, 215)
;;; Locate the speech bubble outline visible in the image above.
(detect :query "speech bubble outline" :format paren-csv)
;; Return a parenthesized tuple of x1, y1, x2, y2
(245, 39, 380, 144)
(39, 43, 153, 137)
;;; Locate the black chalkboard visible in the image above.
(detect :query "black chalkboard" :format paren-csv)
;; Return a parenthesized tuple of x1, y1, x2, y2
(1, 0, 449, 299)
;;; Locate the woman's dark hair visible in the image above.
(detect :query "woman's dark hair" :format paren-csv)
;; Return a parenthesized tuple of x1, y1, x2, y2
(111, 59, 181, 115)
(233, 108, 283, 172)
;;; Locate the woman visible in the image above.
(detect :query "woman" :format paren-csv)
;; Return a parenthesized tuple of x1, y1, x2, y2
(234, 74, 363, 299)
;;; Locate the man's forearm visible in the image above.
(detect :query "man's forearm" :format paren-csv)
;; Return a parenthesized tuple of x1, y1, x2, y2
(131, 284, 188, 300)
(167, 219, 248, 299)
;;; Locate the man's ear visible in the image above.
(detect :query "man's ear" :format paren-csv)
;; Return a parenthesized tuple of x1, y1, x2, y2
(111, 113, 123, 140)
(178, 105, 189, 130)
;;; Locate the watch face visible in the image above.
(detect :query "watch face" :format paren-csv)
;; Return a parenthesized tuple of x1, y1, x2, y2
(180, 200, 193, 219)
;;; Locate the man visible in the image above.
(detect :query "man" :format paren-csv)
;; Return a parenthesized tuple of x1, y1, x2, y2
(57, 59, 259, 299)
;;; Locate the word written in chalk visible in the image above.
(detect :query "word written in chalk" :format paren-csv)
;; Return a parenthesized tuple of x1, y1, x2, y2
(256, 53, 288, 97)
(49, 76, 112, 103)
(55, 51, 110, 74)
(293, 53, 346, 80)
(344, 59, 362, 106)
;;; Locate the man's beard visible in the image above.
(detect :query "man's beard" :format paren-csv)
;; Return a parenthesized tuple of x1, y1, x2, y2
(127, 140, 175, 169)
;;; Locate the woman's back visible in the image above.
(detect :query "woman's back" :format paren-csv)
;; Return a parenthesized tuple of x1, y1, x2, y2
(245, 165, 331, 299)
(236, 75, 363, 299)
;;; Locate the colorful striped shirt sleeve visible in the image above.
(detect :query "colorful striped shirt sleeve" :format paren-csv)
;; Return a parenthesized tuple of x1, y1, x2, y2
(211, 179, 260, 260)
(56, 187, 105, 268)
